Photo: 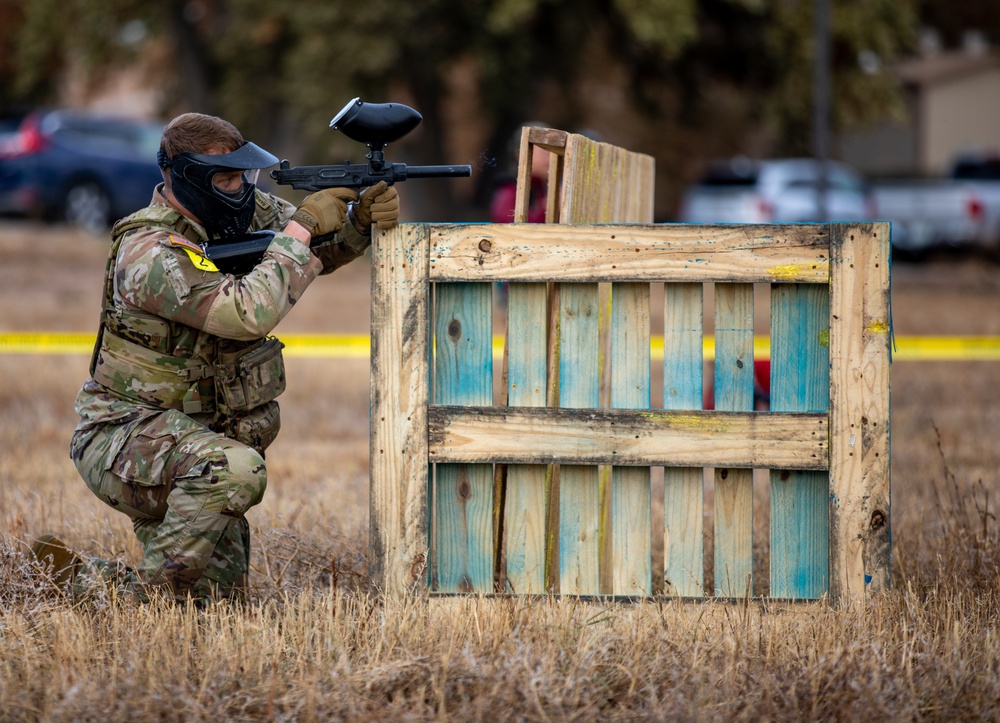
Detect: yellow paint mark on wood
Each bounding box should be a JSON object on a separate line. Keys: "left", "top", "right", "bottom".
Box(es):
{"left": 866, "top": 320, "right": 890, "bottom": 334}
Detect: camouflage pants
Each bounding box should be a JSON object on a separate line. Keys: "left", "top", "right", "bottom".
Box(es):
{"left": 70, "top": 409, "right": 267, "bottom": 602}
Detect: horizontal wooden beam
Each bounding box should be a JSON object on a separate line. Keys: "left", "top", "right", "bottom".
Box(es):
{"left": 428, "top": 406, "right": 828, "bottom": 470}
{"left": 526, "top": 127, "right": 569, "bottom": 153}
{"left": 428, "top": 224, "right": 830, "bottom": 283}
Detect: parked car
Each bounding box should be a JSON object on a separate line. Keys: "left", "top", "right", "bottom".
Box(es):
{"left": 678, "top": 157, "right": 875, "bottom": 225}
{"left": 870, "top": 152, "right": 1000, "bottom": 257}
{"left": 0, "top": 108, "right": 164, "bottom": 233}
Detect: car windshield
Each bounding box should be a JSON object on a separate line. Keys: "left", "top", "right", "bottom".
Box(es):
{"left": 44, "top": 113, "right": 164, "bottom": 160}
{"left": 953, "top": 159, "right": 1000, "bottom": 181}
{"left": 699, "top": 158, "right": 759, "bottom": 186}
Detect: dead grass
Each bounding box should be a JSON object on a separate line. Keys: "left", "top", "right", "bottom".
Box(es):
{"left": 2, "top": 221, "right": 1000, "bottom": 720}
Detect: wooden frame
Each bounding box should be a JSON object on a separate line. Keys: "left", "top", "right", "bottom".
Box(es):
{"left": 369, "top": 220, "right": 891, "bottom": 607}
{"left": 370, "top": 128, "right": 890, "bottom": 607}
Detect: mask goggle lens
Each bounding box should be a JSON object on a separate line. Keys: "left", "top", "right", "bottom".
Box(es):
{"left": 211, "top": 168, "right": 260, "bottom": 193}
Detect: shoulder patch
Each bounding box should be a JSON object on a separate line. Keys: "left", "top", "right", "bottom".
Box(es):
{"left": 168, "top": 234, "right": 205, "bottom": 255}
{"left": 169, "top": 235, "right": 219, "bottom": 273}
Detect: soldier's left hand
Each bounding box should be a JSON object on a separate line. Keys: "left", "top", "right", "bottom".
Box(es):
{"left": 354, "top": 181, "right": 399, "bottom": 232}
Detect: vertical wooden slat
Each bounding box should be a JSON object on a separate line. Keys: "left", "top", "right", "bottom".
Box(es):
{"left": 558, "top": 283, "right": 601, "bottom": 594}
{"left": 611, "top": 282, "right": 652, "bottom": 595}
{"left": 713, "top": 283, "right": 755, "bottom": 597}
{"left": 829, "top": 222, "right": 892, "bottom": 606}
{"left": 504, "top": 282, "right": 548, "bottom": 594}
{"left": 663, "top": 283, "right": 705, "bottom": 597}
{"left": 770, "top": 284, "right": 830, "bottom": 599}
{"left": 433, "top": 282, "right": 493, "bottom": 592}
{"left": 370, "top": 224, "right": 430, "bottom": 596}
{"left": 560, "top": 135, "right": 656, "bottom": 595}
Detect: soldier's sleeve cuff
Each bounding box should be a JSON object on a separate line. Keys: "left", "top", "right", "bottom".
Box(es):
{"left": 341, "top": 219, "right": 372, "bottom": 253}
{"left": 267, "top": 232, "right": 315, "bottom": 266}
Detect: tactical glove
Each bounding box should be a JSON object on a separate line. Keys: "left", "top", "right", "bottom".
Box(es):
{"left": 353, "top": 181, "right": 400, "bottom": 232}
{"left": 292, "top": 187, "right": 358, "bottom": 238}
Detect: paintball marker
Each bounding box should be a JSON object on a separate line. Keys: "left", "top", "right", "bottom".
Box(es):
{"left": 204, "top": 98, "right": 471, "bottom": 274}
{"left": 270, "top": 97, "right": 472, "bottom": 191}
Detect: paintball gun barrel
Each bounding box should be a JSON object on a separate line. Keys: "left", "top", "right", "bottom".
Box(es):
{"left": 270, "top": 98, "right": 472, "bottom": 191}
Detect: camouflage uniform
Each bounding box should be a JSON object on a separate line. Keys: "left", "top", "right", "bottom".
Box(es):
{"left": 70, "top": 185, "right": 368, "bottom": 603}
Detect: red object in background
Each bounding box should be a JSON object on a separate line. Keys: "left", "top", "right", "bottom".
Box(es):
{"left": 967, "top": 193, "right": 985, "bottom": 222}
{"left": 702, "top": 359, "right": 771, "bottom": 411}
{"left": 489, "top": 176, "right": 547, "bottom": 223}
{"left": 0, "top": 112, "right": 48, "bottom": 159}
{"left": 754, "top": 359, "right": 771, "bottom": 397}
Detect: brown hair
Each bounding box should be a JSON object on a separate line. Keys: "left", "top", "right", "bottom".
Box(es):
{"left": 160, "top": 113, "right": 244, "bottom": 159}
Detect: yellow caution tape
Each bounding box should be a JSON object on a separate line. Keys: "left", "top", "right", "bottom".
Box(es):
{"left": 0, "top": 333, "right": 371, "bottom": 358}
{"left": 1, "top": 332, "right": 998, "bottom": 361}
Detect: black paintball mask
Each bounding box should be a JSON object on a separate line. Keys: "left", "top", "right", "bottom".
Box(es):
{"left": 157, "top": 142, "right": 279, "bottom": 241}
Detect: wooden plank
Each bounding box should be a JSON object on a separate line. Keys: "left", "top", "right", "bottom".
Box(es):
{"left": 433, "top": 283, "right": 494, "bottom": 592}
{"left": 559, "top": 134, "right": 656, "bottom": 595}
{"left": 428, "top": 407, "right": 828, "bottom": 469}
{"left": 560, "top": 135, "right": 655, "bottom": 223}
{"left": 769, "top": 284, "right": 830, "bottom": 599}
{"left": 558, "top": 283, "right": 601, "bottom": 594}
{"left": 663, "top": 283, "right": 705, "bottom": 597}
{"left": 829, "top": 222, "right": 892, "bottom": 606}
{"left": 610, "top": 282, "right": 652, "bottom": 595}
{"left": 429, "top": 224, "right": 830, "bottom": 282}
{"left": 504, "top": 283, "right": 548, "bottom": 594}
{"left": 526, "top": 126, "right": 570, "bottom": 153}
{"left": 369, "top": 224, "right": 430, "bottom": 596}
{"left": 713, "top": 284, "right": 755, "bottom": 597}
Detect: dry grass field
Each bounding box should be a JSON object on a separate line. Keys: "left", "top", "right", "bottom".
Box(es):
{"left": 1, "top": 221, "right": 999, "bottom": 721}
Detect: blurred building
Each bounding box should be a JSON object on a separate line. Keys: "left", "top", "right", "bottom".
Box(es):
{"left": 840, "top": 33, "right": 1000, "bottom": 178}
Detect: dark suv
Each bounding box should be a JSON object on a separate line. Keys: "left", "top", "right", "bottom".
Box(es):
{"left": 0, "top": 108, "right": 164, "bottom": 233}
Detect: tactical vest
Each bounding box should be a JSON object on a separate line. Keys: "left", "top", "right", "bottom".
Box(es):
{"left": 89, "top": 195, "right": 287, "bottom": 449}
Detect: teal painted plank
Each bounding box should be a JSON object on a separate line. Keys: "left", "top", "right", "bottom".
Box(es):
{"left": 770, "top": 284, "right": 830, "bottom": 599}
{"left": 434, "top": 282, "right": 493, "bottom": 592}
{"left": 713, "top": 283, "right": 754, "bottom": 597}
{"left": 558, "top": 283, "right": 601, "bottom": 594}
{"left": 610, "top": 282, "right": 652, "bottom": 595}
{"left": 505, "top": 283, "right": 548, "bottom": 594}
{"left": 663, "top": 283, "right": 705, "bottom": 597}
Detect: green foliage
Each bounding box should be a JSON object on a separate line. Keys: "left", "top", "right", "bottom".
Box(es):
{"left": 0, "top": 0, "right": 925, "bottom": 203}
{"left": 765, "top": 0, "right": 919, "bottom": 154}
{"left": 613, "top": 0, "right": 699, "bottom": 57}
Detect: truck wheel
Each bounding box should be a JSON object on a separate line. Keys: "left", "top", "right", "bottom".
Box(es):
{"left": 62, "top": 180, "right": 111, "bottom": 234}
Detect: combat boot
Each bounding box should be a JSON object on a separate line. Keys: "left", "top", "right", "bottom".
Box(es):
{"left": 29, "top": 534, "right": 83, "bottom": 588}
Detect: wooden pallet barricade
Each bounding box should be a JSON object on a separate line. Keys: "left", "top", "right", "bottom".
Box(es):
{"left": 369, "top": 132, "right": 891, "bottom": 607}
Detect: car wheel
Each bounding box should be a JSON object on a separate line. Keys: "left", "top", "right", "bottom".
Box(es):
{"left": 63, "top": 180, "right": 111, "bottom": 234}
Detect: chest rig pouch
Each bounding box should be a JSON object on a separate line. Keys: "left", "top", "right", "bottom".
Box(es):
{"left": 214, "top": 336, "right": 286, "bottom": 416}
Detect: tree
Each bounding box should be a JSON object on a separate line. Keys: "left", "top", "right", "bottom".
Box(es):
{"left": 1, "top": 0, "right": 922, "bottom": 219}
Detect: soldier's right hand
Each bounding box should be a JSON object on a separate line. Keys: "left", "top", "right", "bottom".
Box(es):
{"left": 291, "top": 187, "right": 359, "bottom": 238}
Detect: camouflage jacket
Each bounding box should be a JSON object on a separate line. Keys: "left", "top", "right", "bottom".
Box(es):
{"left": 72, "top": 185, "right": 369, "bottom": 454}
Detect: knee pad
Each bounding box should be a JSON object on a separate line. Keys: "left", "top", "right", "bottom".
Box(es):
{"left": 218, "top": 441, "right": 268, "bottom": 514}
{"left": 175, "top": 441, "right": 267, "bottom": 519}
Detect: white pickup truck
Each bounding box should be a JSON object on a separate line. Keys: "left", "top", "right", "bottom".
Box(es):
{"left": 678, "top": 157, "right": 874, "bottom": 226}
{"left": 870, "top": 154, "right": 1000, "bottom": 257}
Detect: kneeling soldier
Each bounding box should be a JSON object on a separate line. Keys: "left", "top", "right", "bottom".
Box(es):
{"left": 47, "top": 112, "right": 397, "bottom": 605}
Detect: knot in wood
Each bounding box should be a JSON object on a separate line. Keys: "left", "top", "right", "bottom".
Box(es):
{"left": 870, "top": 509, "right": 886, "bottom": 530}
{"left": 409, "top": 552, "right": 427, "bottom": 581}
{"left": 478, "top": 239, "right": 492, "bottom": 253}
{"left": 448, "top": 318, "right": 462, "bottom": 341}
